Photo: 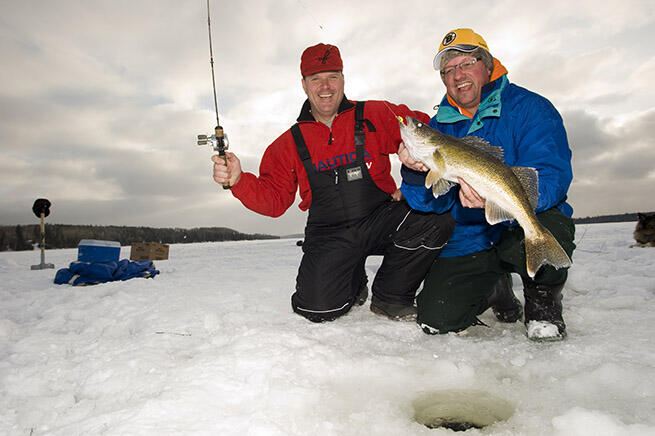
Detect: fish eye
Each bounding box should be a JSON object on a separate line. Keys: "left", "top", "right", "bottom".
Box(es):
{"left": 417, "top": 122, "right": 423, "bottom": 128}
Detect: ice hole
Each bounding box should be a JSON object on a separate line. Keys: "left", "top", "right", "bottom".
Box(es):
{"left": 412, "top": 389, "right": 514, "bottom": 431}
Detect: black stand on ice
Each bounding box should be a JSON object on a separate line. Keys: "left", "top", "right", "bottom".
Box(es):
{"left": 30, "top": 198, "right": 54, "bottom": 270}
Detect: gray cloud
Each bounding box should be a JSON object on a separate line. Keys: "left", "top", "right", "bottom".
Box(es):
{"left": 566, "top": 109, "right": 655, "bottom": 180}
{"left": 565, "top": 108, "right": 655, "bottom": 217}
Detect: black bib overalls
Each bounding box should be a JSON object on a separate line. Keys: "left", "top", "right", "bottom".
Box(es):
{"left": 290, "top": 102, "right": 454, "bottom": 322}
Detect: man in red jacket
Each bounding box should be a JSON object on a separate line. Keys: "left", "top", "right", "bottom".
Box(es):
{"left": 212, "top": 43, "right": 454, "bottom": 322}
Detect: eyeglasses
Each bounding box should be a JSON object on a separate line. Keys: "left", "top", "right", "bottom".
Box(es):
{"left": 440, "top": 57, "right": 482, "bottom": 78}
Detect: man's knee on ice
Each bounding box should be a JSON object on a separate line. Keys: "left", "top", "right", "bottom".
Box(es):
{"left": 291, "top": 294, "right": 353, "bottom": 322}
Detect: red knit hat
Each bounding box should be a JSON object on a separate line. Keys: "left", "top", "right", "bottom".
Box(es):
{"left": 300, "top": 43, "right": 343, "bottom": 77}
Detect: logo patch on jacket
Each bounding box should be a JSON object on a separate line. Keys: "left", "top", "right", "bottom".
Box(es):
{"left": 346, "top": 167, "right": 363, "bottom": 181}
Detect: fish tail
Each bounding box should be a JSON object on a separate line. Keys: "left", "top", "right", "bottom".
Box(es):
{"left": 524, "top": 229, "right": 572, "bottom": 278}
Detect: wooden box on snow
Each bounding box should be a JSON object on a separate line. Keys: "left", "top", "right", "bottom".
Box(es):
{"left": 130, "top": 242, "right": 169, "bottom": 261}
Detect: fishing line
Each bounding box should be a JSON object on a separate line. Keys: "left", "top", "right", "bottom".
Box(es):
{"left": 297, "top": 0, "right": 325, "bottom": 30}
{"left": 206, "top": 0, "right": 221, "bottom": 127}
{"left": 382, "top": 101, "right": 404, "bottom": 124}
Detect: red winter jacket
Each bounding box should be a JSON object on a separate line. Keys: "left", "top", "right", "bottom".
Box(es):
{"left": 230, "top": 97, "right": 429, "bottom": 217}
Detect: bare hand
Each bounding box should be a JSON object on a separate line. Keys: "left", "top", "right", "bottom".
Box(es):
{"left": 398, "top": 142, "right": 428, "bottom": 172}
{"left": 212, "top": 152, "right": 242, "bottom": 187}
{"left": 391, "top": 188, "right": 403, "bottom": 201}
{"left": 458, "top": 178, "right": 485, "bottom": 208}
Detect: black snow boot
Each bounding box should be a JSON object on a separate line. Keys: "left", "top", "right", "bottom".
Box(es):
{"left": 370, "top": 295, "right": 417, "bottom": 321}
{"left": 523, "top": 279, "right": 566, "bottom": 341}
{"left": 487, "top": 273, "right": 523, "bottom": 323}
{"left": 355, "top": 284, "right": 368, "bottom": 306}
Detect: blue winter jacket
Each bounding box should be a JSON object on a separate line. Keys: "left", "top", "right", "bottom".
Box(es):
{"left": 401, "top": 74, "right": 573, "bottom": 257}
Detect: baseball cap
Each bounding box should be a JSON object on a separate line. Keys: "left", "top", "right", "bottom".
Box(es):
{"left": 433, "top": 28, "right": 490, "bottom": 70}
{"left": 300, "top": 43, "right": 343, "bottom": 77}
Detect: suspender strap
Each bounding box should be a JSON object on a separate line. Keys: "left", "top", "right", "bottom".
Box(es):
{"left": 354, "top": 101, "right": 366, "bottom": 148}
{"left": 355, "top": 101, "right": 376, "bottom": 132}
{"left": 354, "top": 101, "right": 377, "bottom": 162}
{"left": 354, "top": 101, "right": 365, "bottom": 161}
{"left": 291, "top": 123, "right": 316, "bottom": 177}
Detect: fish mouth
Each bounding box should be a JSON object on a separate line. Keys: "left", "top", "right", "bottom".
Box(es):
{"left": 399, "top": 116, "right": 429, "bottom": 162}
{"left": 403, "top": 116, "right": 419, "bottom": 131}
{"left": 399, "top": 116, "right": 416, "bottom": 139}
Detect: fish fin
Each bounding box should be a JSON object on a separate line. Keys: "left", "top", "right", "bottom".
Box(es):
{"left": 425, "top": 170, "right": 455, "bottom": 197}
{"left": 484, "top": 201, "right": 514, "bottom": 225}
{"left": 524, "top": 227, "right": 572, "bottom": 278}
{"left": 424, "top": 170, "right": 441, "bottom": 188}
{"left": 432, "top": 179, "right": 456, "bottom": 198}
{"left": 461, "top": 136, "right": 504, "bottom": 161}
{"left": 511, "top": 166, "right": 539, "bottom": 209}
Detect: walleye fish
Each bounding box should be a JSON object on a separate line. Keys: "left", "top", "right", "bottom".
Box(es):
{"left": 399, "top": 116, "right": 571, "bottom": 278}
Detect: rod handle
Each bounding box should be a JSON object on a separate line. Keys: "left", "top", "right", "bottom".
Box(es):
{"left": 215, "top": 126, "right": 230, "bottom": 189}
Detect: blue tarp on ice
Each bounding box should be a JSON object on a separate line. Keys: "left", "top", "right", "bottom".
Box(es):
{"left": 54, "top": 259, "right": 159, "bottom": 286}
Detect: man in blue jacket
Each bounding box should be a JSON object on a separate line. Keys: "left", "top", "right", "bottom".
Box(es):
{"left": 399, "top": 28, "right": 576, "bottom": 341}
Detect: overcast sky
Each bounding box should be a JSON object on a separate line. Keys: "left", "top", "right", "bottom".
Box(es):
{"left": 1, "top": 0, "right": 654, "bottom": 236}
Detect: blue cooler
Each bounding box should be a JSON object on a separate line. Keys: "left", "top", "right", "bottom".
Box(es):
{"left": 77, "top": 239, "right": 121, "bottom": 263}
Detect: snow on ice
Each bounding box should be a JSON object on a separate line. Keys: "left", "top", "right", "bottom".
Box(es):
{"left": 1, "top": 221, "right": 654, "bottom": 435}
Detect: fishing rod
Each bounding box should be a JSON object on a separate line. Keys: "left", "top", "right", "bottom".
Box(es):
{"left": 197, "top": 0, "right": 230, "bottom": 189}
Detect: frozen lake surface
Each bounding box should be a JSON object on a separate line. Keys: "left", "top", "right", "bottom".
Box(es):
{"left": 1, "top": 221, "right": 654, "bottom": 435}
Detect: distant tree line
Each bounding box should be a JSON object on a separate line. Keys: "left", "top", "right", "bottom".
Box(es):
{"left": 0, "top": 224, "right": 279, "bottom": 252}
{"left": 572, "top": 211, "right": 654, "bottom": 224}
{"left": 3, "top": 211, "right": 651, "bottom": 252}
